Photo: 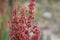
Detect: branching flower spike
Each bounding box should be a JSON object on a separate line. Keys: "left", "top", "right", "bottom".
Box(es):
{"left": 9, "top": 0, "right": 40, "bottom": 40}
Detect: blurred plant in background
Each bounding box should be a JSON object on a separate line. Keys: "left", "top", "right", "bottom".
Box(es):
{"left": 0, "top": 0, "right": 7, "bottom": 40}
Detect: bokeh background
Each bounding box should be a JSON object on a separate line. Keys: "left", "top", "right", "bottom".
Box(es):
{"left": 0, "top": 0, "right": 60, "bottom": 40}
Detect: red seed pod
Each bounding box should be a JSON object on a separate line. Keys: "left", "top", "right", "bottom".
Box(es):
{"left": 20, "top": 7, "right": 26, "bottom": 20}
{"left": 28, "top": 15, "right": 34, "bottom": 19}
{"left": 12, "top": 9, "right": 17, "bottom": 16}
{"left": 28, "top": 4, "right": 35, "bottom": 9}
{"left": 29, "top": 9, "right": 35, "bottom": 14}
{"left": 9, "top": 0, "right": 40, "bottom": 40}
{"left": 31, "top": 1, "right": 36, "bottom": 5}
{"left": 20, "top": 7, "right": 26, "bottom": 14}
{"left": 31, "top": 23, "right": 40, "bottom": 40}
{"left": 28, "top": 0, "right": 36, "bottom": 20}
{"left": 31, "top": 0, "right": 36, "bottom": 1}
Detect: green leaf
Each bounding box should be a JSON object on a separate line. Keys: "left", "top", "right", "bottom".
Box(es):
{"left": 0, "top": 16, "right": 7, "bottom": 23}
{"left": 0, "top": 18, "right": 3, "bottom": 23}
{"left": 2, "top": 31, "right": 9, "bottom": 40}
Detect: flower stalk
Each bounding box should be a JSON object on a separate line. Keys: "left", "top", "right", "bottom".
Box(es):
{"left": 9, "top": 0, "right": 40, "bottom": 40}
{"left": 0, "top": 0, "right": 6, "bottom": 40}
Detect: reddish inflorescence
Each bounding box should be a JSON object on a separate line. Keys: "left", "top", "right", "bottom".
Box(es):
{"left": 9, "top": 0, "right": 40, "bottom": 40}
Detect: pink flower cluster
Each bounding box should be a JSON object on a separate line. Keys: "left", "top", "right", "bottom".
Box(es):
{"left": 9, "top": 0, "right": 40, "bottom": 40}
{"left": 28, "top": 0, "right": 36, "bottom": 19}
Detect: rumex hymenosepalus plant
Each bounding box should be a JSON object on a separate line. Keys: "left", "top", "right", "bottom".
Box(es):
{"left": 8, "top": 0, "right": 40, "bottom": 40}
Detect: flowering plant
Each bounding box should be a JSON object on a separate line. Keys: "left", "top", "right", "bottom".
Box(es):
{"left": 9, "top": 0, "right": 40, "bottom": 40}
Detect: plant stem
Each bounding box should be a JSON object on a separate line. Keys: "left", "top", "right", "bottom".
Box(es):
{"left": 0, "top": 0, "right": 6, "bottom": 40}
